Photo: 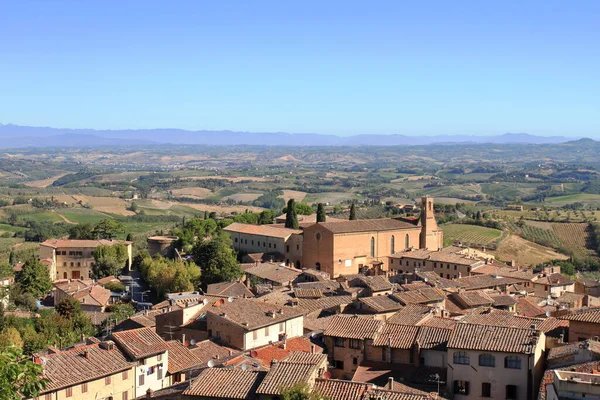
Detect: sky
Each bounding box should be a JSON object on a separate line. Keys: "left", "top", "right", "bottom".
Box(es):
{"left": 0, "top": 1, "right": 598, "bottom": 137}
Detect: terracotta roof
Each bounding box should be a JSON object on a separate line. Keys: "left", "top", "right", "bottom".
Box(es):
{"left": 461, "top": 307, "right": 567, "bottom": 334}
{"left": 393, "top": 287, "right": 445, "bottom": 305}
{"left": 282, "top": 351, "right": 327, "bottom": 365}
{"left": 365, "top": 389, "right": 433, "bottom": 400}
{"left": 296, "top": 280, "right": 342, "bottom": 292}
{"left": 293, "top": 287, "right": 323, "bottom": 299}
{"left": 165, "top": 340, "right": 202, "bottom": 374}
{"left": 416, "top": 326, "right": 453, "bottom": 350}
{"left": 315, "top": 218, "right": 418, "bottom": 234}
{"left": 427, "top": 252, "right": 483, "bottom": 266}
{"left": 41, "top": 239, "right": 131, "bottom": 248}
{"left": 127, "top": 309, "right": 162, "bottom": 328}
{"left": 72, "top": 285, "right": 111, "bottom": 307}
{"left": 323, "top": 315, "right": 384, "bottom": 339}
{"left": 456, "top": 274, "right": 527, "bottom": 290}
{"left": 97, "top": 275, "right": 119, "bottom": 285}
{"left": 296, "top": 295, "right": 354, "bottom": 315}
{"left": 415, "top": 271, "right": 464, "bottom": 289}
{"left": 515, "top": 297, "right": 547, "bottom": 317}
{"left": 398, "top": 281, "right": 431, "bottom": 291}
{"left": 562, "top": 308, "right": 600, "bottom": 324}
{"left": 250, "top": 337, "right": 323, "bottom": 366}
{"left": 387, "top": 304, "right": 433, "bottom": 325}
{"left": 183, "top": 368, "right": 266, "bottom": 399}
{"left": 206, "top": 299, "right": 303, "bottom": 331}
{"left": 349, "top": 275, "right": 393, "bottom": 292}
{"left": 546, "top": 340, "right": 600, "bottom": 366}
{"left": 535, "top": 273, "right": 574, "bottom": 286}
{"left": 206, "top": 281, "right": 255, "bottom": 298}
{"left": 577, "top": 278, "right": 600, "bottom": 288}
{"left": 557, "top": 292, "right": 585, "bottom": 305}
{"left": 256, "top": 362, "right": 317, "bottom": 395}
{"left": 189, "top": 339, "right": 238, "bottom": 367}
{"left": 452, "top": 290, "right": 495, "bottom": 308}
{"left": 470, "top": 264, "right": 536, "bottom": 281}
{"left": 224, "top": 222, "right": 302, "bottom": 237}
{"left": 359, "top": 295, "right": 404, "bottom": 313}
{"left": 245, "top": 262, "right": 302, "bottom": 284}
{"left": 39, "top": 341, "right": 135, "bottom": 393}
{"left": 391, "top": 249, "right": 435, "bottom": 259}
{"left": 111, "top": 327, "right": 168, "bottom": 360}
{"left": 489, "top": 294, "right": 518, "bottom": 307}
{"left": 313, "top": 379, "right": 370, "bottom": 400}
{"left": 372, "top": 324, "right": 419, "bottom": 349}
{"left": 448, "top": 323, "right": 539, "bottom": 354}
{"left": 419, "top": 317, "right": 457, "bottom": 330}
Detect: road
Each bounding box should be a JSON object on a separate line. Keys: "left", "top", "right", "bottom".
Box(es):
{"left": 119, "top": 269, "right": 155, "bottom": 310}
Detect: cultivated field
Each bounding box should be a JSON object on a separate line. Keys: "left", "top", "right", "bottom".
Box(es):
{"left": 221, "top": 193, "right": 263, "bottom": 202}
{"left": 72, "top": 195, "right": 135, "bottom": 216}
{"left": 279, "top": 190, "right": 308, "bottom": 203}
{"left": 171, "top": 187, "right": 213, "bottom": 199}
{"left": 442, "top": 224, "right": 503, "bottom": 248}
{"left": 24, "top": 173, "right": 69, "bottom": 188}
{"left": 493, "top": 234, "right": 568, "bottom": 266}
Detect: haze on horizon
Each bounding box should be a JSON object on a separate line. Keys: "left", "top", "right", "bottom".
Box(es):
{"left": 0, "top": 1, "right": 598, "bottom": 138}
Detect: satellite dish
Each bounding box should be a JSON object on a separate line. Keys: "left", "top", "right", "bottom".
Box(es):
{"left": 203, "top": 299, "right": 209, "bottom": 305}
{"left": 190, "top": 339, "right": 197, "bottom": 346}
{"left": 228, "top": 297, "right": 234, "bottom": 303}
{"left": 310, "top": 332, "right": 318, "bottom": 338}
{"left": 207, "top": 359, "right": 216, "bottom": 368}
{"left": 250, "top": 350, "right": 258, "bottom": 358}
{"left": 546, "top": 311, "right": 551, "bottom": 317}
{"left": 241, "top": 363, "right": 248, "bottom": 371}
{"left": 323, "top": 371, "right": 331, "bottom": 380}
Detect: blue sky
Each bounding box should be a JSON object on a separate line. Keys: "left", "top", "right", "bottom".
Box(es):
{"left": 0, "top": 1, "right": 598, "bottom": 136}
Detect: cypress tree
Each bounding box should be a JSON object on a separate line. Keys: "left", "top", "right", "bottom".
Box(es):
{"left": 349, "top": 203, "right": 357, "bottom": 220}
{"left": 8, "top": 250, "right": 15, "bottom": 266}
{"left": 285, "top": 199, "right": 299, "bottom": 229}
{"left": 316, "top": 203, "right": 326, "bottom": 223}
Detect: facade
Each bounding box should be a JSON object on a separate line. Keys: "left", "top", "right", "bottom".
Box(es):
{"left": 533, "top": 273, "right": 575, "bottom": 298}
{"left": 563, "top": 309, "right": 600, "bottom": 341}
{"left": 53, "top": 279, "right": 111, "bottom": 312}
{"left": 206, "top": 299, "right": 304, "bottom": 350}
{"left": 446, "top": 324, "right": 546, "bottom": 400}
{"left": 40, "top": 239, "right": 132, "bottom": 281}
{"left": 224, "top": 223, "right": 303, "bottom": 267}
{"left": 389, "top": 248, "right": 484, "bottom": 279}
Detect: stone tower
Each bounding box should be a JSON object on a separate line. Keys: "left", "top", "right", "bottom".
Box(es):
{"left": 419, "top": 196, "right": 444, "bottom": 250}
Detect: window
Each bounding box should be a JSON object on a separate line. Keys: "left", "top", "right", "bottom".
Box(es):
{"left": 122, "top": 392, "right": 128, "bottom": 400}
{"left": 63, "top": 262, "right": 67, "bottom": 266}
{"left": 66, "top": 387, "right": 73, "bottom": 397}
{"left": 138, "top": 374, "right": 144, "bottom": 386}
{"left": 349, "top": 339, "right": 360, "bottom": 349}
{"left": 286, "top": 245, "right": 289, "bottom": 252}
{"left": 279, "top": 322, "right": 285, "bottom": 332}
{"left": 390, "top": 235, "right": 395, "bottom": 254}
{"left": 370, "top": 237, "right": 375, "bottom": 257}
{"left": 504, "top": 356, "right": 521, "bottom": 369}
{"left": 265, "top": 326, "right": 269, "bottom": 336}
{"left": 453, "top": 351, "right": 470, "bottom": 365}
{"left": 506, "top": 385, "right": 518, "bottom": 400}
{"left": 334, "top": 360, "right": 344, "bottom": 369}
{"left": 353, "top": 357, "right": 358, "bottom": 365}
{"left": 251, "top": 240, "right": 254, "bottom": 245}
{"left": 434, "top": 262, "right": 437, "bottom": 268}
{"left": 334, "top": 337, "right": 345, "bottom": 347}
{"left": 482, "top": 383, "right": 492, "bottom": 397}
{"left": 447, "top": 264, "right": 450, "bottom": 269}
{"left": 81, "top": 383, "right": 88, "bottom": 393}
{"left": 479, "top": 354, "right": 495, "bottom": 367}
{"left": 382, "top": 348, "right": 387, "bottom": 361}
{"left": 454, "top": 265, "right": 457, "bottom": 270}
{"left": 157, "top": 365, "right": 163, "bottom": 380}
{"left": 235, "top": 238, "right": 238, "bottom": 243}
{"left": 269, "top": 243, "right": 272, "bottom": 248}
{"left": 157, "top": 354, "right": 162, "bottom": 362}
{"left": 122, "top": 370, "right": 128, "bottom": 380}
{"left": 453, "top": 380, "right": 469, "bottom": 395}
{"left": 173, "top": 373, "right": 182, "bottom": 383}
{"left": 274, "top": 244, "right": 276, "bottom": 249}
{"left": 105, "top": 376, "right": 111, "bottom": 385}
{"left": 405, "top": 234, "right": 410, "bottom": 248}
{"left": 296, "top": 244, "right": 299, "bottom": 250}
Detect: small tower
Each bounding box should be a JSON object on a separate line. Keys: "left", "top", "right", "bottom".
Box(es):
{"left": 420, "top": 196, "right": 443, "bottom": 250}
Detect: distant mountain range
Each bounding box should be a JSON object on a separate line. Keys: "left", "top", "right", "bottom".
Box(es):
{"left": 0, "top": 123, "right": 584, "bottom": 148}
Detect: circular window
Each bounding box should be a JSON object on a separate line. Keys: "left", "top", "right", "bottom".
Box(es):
{"left": 316, "top": 233, "right": 321, "bottom": 241}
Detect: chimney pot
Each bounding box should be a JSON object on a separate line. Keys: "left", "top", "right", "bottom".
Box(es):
{"left": 388, "top": 377, "right": 394, "bottom": 391}
{"left": 146, "top": 388, "right": 154, "bottom": 399}
{"left": 311, "top": 344, "right": 315, "bottom": 354}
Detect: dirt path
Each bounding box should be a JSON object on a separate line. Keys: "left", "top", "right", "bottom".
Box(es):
{"left": 55, "top": 212, "right": 77, "bottom": 224}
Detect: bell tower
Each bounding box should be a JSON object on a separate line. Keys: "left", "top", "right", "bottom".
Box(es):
{"left": 420, "top": 196, "right": 443, "bottom": 250}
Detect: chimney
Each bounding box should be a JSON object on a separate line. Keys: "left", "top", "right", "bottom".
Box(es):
{"left": 270, "top": 359, "right": 278, "bottom": 367}
{"left": 81, "top": 333, "right": 86, "bottom": 342}
{"left": 32, "top": 354, "right": 41, "bottom": 365}
{"left": 181, "top": 334, "right": 186, "bottom": 346}
{"left": 84, "top": 350, "right": 90, "bottom": 360}
{"left": 387, "top": 377, "right": 394, "bottom": 391}
{"left": 146, "top": 389, "right": 154, "bottom": 399}
{"left": 311, "top": 344, "right": 316, "bottom": 354}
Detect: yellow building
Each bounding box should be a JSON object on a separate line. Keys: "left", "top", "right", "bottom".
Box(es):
{"left": 40, "top": 239, "right": 132, "bottom": 281}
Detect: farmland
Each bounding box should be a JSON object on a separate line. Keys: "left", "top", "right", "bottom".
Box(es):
{"left": 442, "top": 224, "right": 503, "bottom": 248}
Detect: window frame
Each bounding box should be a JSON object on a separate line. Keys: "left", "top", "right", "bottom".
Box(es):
{"left": 349, "top": 339, "right": 360, "bottom": 349}
{"left": 334, "top": 337, "right": 345, "bottom": 348}
{"left": 504, "top": 356, "right": 522, "bottom": 369}
{"left": 479, "top": 353, "right": 496, "bottom": 367}
{"left": 453, "top": 351, "right": 470, "bottom": 365}
{"left": 453, "top": 380, "right": 470, "bottom": 395}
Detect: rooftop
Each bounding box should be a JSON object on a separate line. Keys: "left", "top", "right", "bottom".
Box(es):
{"left": 244, "top": 262, "right": 302, "bottom": 284}
{"left": 312, "top": 218, "right": 418, "bottom": 234}
{"left": 111, "top": 327, "right": 169, "bottom": 360}
{"left": 41, "top": 239, "right": 131, "bottom": 248}
{"left": 323, "top": 315, "right": 384, "bottom": 340}
{"left": 535, "top": 273, "right": 574, "bottom": 286}
{"left": 224, "top": 222, "right": 302, "bottom": 238}
{"left": 256, "top": 361, "right": 317, "bottom": 395}
{"left": 206, "top": 298, "right": 304, "bottom": 331}
{"left": 206, "top": 281, "right": 255, "bottom": 298}
{"left": 561, "top": 308, "right": 600, "bottom": 324}
{"left": 183, "top": 368, "right": 266, "bottom": 399}
{"left": 165, "top": 340, "right": 202, "bottom": 374}
{"left": 448, "top": 323, "right": 539, "bottom": 354}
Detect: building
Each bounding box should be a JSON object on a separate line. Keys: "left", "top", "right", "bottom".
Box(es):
{"left": 205, "top": 298, "right": 304, "bottom": 350}
{"left": 562, "top": 308, "right": 600, "bottom": 341}
{"left": 33, "top": 339, "right": 136, "bottom": 400}
{"left": 224, "top": 223, "right": 303, "bottom": 267}
{"left": 389, "top": 248, "right": 484, "bottom": 279}
{"left": 532, "top": 273, "right": 575, "bottom": 298}
{"left": 147, "top": 235, "right": 179, "bottom": 258}
{"left": 111, "top": 327, "right": 170, "bottom": 397}
{"left": 40, "top": 239, "right": 133, "bottom": 281}
{"left": 545, "top": 369, "right": 600, "bottom": 399}
{"left": 446, "top": 323, "right": 545, "bottom": 400}
{"left": 53, "top": 279, "right": 111, "bottom": 312}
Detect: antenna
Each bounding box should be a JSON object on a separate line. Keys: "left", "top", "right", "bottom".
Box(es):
{"left": 207, "top": 359, "right": 216, "bottom": 368}
{"left": 164, "top": 325, "right": 178, "bottom": 341}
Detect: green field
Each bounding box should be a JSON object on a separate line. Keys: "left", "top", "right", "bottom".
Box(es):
{"left": 442, "top": 224, "right": 503, "bottom": 248}
{"left": 544, "top": 193, "right": 600, "bottom": 207}
{"left": 59, "top": 210, "right": 111, "bottom": 224}
{"left": 21, "top": 212, "right": 64, "bottom": 223}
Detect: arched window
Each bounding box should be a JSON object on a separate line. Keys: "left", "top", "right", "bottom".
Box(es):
{"left": 405, "top": 234, "right": 410, "bottom": 249}
{"left": 370, "top": 237, "right": 375, "bottom": 257}
{"left": 504, "top": 356, "right": 521, "bottom": 369}
{"left": 390, "top": 235, "right": 395, "bottom": 255}
{"left": 479, "top": 353, "right": 495, "bottom": 367}
{"left": 453, "top": 351, "right": 469, "bottom": 365}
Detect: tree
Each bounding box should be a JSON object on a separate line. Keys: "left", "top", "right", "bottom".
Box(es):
{"left": 55, "top": 298, "right": 81, "bottom": 320}
{"left": 92, "top": 244, "right": 129, "bottom": 278}
{"left": 125, "top": 233, "right": 133, "bottom": 242}
{"left": 349, "top": 203, "right": 357, "bottom": 220}
{"left": 193, "top": 233, "right": 242, "bottom": 289}
{"left": 138, "top": 256, "right": 201, "bottom": 299}
{"left": 285, "top": 199, "right": 299, "bottom": 229}
{"left": 8, "top": 251, "right": 15, "bottom": 267}
{"left": 68, "top": 223, "right": 95, "bottom": 240}
{"left": 280, "top": 383, "right": 328, "bottom": 400}
{"left": 16, "top": 258, "right": 51, "bottom": 298}
{"left": 0, "top": 263, "right": 12, "bottom": 279}
{"left": 92, "top": 219, "right": 124, "bottom": 240}
{"left": 0, "top": 328, "right": 24, "bottom": 350}
{"left": 316, "top": 203, "right": 326, "bottom": 223}
{"left": 0, "top": 347, "right": 47, "bottom": 399}
{"left": 128, "top": 201, "right": 138, "bottom": 212}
